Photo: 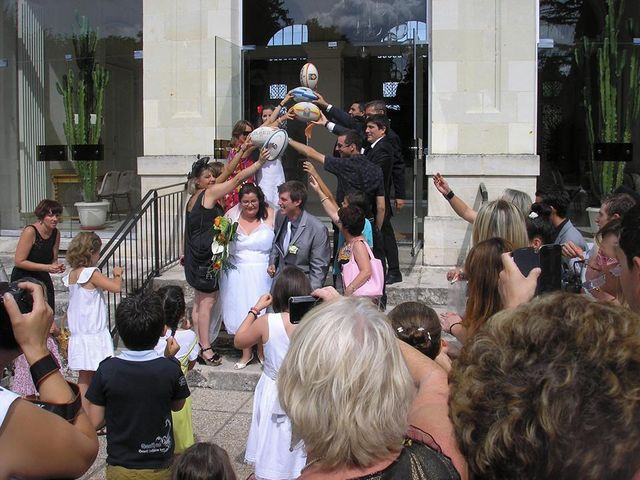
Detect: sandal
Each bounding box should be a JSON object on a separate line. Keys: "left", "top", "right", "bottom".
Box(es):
{"left": 197, "top": 346, "right": 222, "bottom": 366}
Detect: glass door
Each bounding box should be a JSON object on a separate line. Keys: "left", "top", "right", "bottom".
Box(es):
{"left": 410, "top": 35, "right": 427, "bottom": 256}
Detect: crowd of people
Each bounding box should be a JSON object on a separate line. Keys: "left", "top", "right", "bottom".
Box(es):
{"left": 1, "top": 90, "right": 640, "bottom": 480}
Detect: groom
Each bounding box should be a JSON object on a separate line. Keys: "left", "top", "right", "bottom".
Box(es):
{"left": 268, "top": 181, "right": 331, "bottom": 290}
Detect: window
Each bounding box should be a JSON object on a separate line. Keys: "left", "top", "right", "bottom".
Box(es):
{"left": 269, "top": 84, "right": 288, "bottom": 99}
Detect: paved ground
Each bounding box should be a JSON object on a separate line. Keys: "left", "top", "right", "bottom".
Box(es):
{"left": 80, "top": 383, "right": 256, "bottom": 479}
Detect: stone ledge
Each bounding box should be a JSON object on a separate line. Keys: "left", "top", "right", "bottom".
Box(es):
{"left": 425, "top": 154, "right": 539, "bottom": 176}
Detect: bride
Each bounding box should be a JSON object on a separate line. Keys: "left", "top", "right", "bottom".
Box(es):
{"left": 220, "top": 183, "right": 275, "bottom": 368}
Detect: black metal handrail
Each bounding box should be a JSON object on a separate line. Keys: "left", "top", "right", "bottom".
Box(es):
{"left": 98, "top": 182, "right": 187, "bottom": 334}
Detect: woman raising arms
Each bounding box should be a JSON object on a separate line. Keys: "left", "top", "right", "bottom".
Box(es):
{"left": 184, "top": 149, "right": 268, "bottom": 365}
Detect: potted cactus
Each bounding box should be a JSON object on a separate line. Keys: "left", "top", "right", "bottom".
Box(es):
{"left": 575, "top": 0, "right": 640, "bottom": 207}
{"left": 56, "top": 15, "right": 110, "bottom": 229}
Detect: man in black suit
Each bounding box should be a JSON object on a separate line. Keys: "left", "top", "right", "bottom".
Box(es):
{"left": 364, "top": 100, "right": 406, "bottom": 213}
{"left": 313, "top": 93, "right": 366, "bottom": 138}
{"left": 365, "top": 115, "right": 403, "bottom": 284}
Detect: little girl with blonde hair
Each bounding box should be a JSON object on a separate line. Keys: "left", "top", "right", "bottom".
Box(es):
{"left": 63, "top": 231, "right": 123, "bottom": 412}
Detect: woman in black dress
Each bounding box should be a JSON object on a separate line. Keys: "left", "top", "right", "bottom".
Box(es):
{"left": 11, "top": 199, "right": 66, "bottom": 310}
{"left": 10, "top": 199, "right": 66, "bottom": 396}
{"left": 184, "top": 147, "right": 267, "bottom": 365}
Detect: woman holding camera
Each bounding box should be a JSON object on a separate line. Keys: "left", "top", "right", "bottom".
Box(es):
{"left": 234, "top": 266, "right": 311, "bottom": 480}
{"left": 0, "top": 280, "right": 98, "bottom": 478}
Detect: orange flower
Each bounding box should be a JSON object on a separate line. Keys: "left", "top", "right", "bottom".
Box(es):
{"left": 218, "top": 234, "right": 226, "bottom": 243}
{"left": 213, "top": 261, "right": 222, "bottom": 270}
{"left": 214, "top": 217, "right": 222, "bottom": 227}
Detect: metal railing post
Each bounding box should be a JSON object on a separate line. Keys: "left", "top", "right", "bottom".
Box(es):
{"left": 153, "top": 189, "right": 160, "bottom": 277}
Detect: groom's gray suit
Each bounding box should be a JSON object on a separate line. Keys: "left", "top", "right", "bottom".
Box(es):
{"left": 269, "top": 209, "right": 330, "bottom": 290}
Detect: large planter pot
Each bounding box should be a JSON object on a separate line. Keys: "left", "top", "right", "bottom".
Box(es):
{"left": 75, "top": 200, "right": 110, "bottom": 230}
{"left": 586, "top": 206, "right": 600, "bottom": 233}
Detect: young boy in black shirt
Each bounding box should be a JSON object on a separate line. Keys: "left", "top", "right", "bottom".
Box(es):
{"left": 86, "top": 293, "right": 190, "bottom": 480}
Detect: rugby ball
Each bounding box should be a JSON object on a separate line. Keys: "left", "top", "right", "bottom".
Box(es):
{"left": 291, "top": 86, "right": 319, "bottom": 102}
{"left": 299, "top": 63, "right": 319, "bottom": 89}
{"left": 249, "top": 126, "right": 275, "bottom": 147}
{"left": 292, "top": 102, "right": 321, "bottom": 122}
{"left": 264, "top": 129, "right": 289, "bottom": 161}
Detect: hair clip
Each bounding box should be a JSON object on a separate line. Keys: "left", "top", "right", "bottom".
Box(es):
{"left": 396, "top": 327, "right": 404, "bottom": 333}
{"left": 426, "top": 331, "right": 432, "bottom": 342}
{"left": 417, "top": 327, "right": 425, "bottom": 331}
{"left": 528, "top": 211, "right": 539, "bottom": 219}
{"left": 187, "top": 155, "right": 210, "bottom": 179}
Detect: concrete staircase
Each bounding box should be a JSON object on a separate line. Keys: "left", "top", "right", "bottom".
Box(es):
{"left": 1, "top": 234, "right": 458, "bottom": 392}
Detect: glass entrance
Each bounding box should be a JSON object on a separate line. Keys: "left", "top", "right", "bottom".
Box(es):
{"left": 242, "top": 0, "right": 428, "bottom": 252}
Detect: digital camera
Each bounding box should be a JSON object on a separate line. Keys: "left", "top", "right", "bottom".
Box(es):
{"left": 0, "top": 279, "right": 36, "bottom": 350}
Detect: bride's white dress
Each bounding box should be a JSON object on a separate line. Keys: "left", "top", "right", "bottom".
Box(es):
{"left": 220, "top": 218, "right": 274, "bottom": 334}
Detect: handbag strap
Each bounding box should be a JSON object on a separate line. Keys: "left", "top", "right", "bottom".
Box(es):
{"left": 353, "top": 238, "right": 374, "bottom": 260}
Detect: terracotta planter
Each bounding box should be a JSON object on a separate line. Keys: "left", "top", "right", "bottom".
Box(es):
{"left": 75, "top": 200, "right": 110, "bottom": 230}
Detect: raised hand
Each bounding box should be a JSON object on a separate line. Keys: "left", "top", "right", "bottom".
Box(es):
{"left": 311, "top": 111, "right": 328, "bottom": 127}
{"left": 4, "top": 281, "right": 53, "bottom": 361}
{"left": 433, "top": 173, "right": 451, "bottom": 196}
{"left": 313, "top": 91, "right": 329, "bottom": 109}
{"left": 498, "top": 252, "right": 540, "bottom": 308}
{"left": 302, "top": 160, "right": 319, "bottom": 178}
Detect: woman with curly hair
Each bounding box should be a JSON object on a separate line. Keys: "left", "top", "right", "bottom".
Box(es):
{"left": 449, "top": 293, "right": 640, "bottom": 480}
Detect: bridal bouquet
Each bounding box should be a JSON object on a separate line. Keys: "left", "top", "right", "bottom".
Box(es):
{"left": 210, "top": 215, "right": 238, "bottom": 279}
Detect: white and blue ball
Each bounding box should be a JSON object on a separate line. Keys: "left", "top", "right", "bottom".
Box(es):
{"left": 264, "top": 129, "right": 289, "bottom": 161}
{"left": 249, "top": 126, "right": 275, "bottom": 147}
{"left": 291, "top": 86, "right": 318, "bottom": 102}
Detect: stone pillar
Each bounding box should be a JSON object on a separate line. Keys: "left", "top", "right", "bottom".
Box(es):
{"left": 424, "top": 0, "right": 539, "bottom": 265}
{"left": 139, "top": 0, "right": 241, "bottom": 195}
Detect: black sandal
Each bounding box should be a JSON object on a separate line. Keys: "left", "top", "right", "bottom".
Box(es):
{"left": 197, "top": 346, "right": 222, "bottom": 366}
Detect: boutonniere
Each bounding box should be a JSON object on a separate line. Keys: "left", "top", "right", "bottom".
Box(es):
{"left": 288, "top": 245, "right": 299, "bottom": 255}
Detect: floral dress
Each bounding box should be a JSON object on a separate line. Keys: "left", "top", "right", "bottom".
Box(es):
{"left": 223, "top": 147, "right": 255, "bottom": 211}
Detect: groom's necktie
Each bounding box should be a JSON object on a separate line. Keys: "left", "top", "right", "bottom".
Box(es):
{"left": 282, "top": 220, "right": 292, "bottom": 254}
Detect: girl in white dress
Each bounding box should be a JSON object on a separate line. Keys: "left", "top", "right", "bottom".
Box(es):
{"left": 234, "top": 266, "right": 311, "bottom": 480}
{"left": 62, "top": 232, "right": 123, "bottom": 412}
{"left": 257, "top": 102, "right": 287, "bottom": 206}
{"left": 220, "top": 183, "right": 275, "bottom": 369}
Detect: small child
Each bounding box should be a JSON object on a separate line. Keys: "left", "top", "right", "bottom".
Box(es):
{"left": 388, "top": 302, "right": 451, "bottom": 372}
{"left": 172, "top": 442, "right": 237, "bottom": 480}
{"left": 86, "top": 293, "right": 191, "bottom": 479}
{"left": 63, "top": 232, "right": 122, "bottom": 412}
{"left": 154, "top": 286, "right": 200, "bottom": 454}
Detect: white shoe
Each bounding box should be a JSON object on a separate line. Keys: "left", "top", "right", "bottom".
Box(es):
{"left": 234, "top": 353, "right": 254, "bottom": 370}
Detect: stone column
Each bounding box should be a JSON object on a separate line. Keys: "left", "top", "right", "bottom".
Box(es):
{"left": 138, "top": 0, "right": 241, "bottom": 196}
{"left": 424, "top": 0, "right": 539, "bottom": 265}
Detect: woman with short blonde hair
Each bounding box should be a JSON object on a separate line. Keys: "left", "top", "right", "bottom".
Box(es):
{"left": 278, "top": 296, "right": 464, "bottom": 479}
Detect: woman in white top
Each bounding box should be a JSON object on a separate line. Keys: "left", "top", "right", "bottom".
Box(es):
{"left": 63, "top": 232, "right": 122, "bottom": 413}
{"left": 257, "top": 97, "right": 292, "bottom": 206}
{"left": 234, "top": 266, "right": 311, "bottom": 480}
{"left": 220, "top": 183, "right": 275, "bottom": 369}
